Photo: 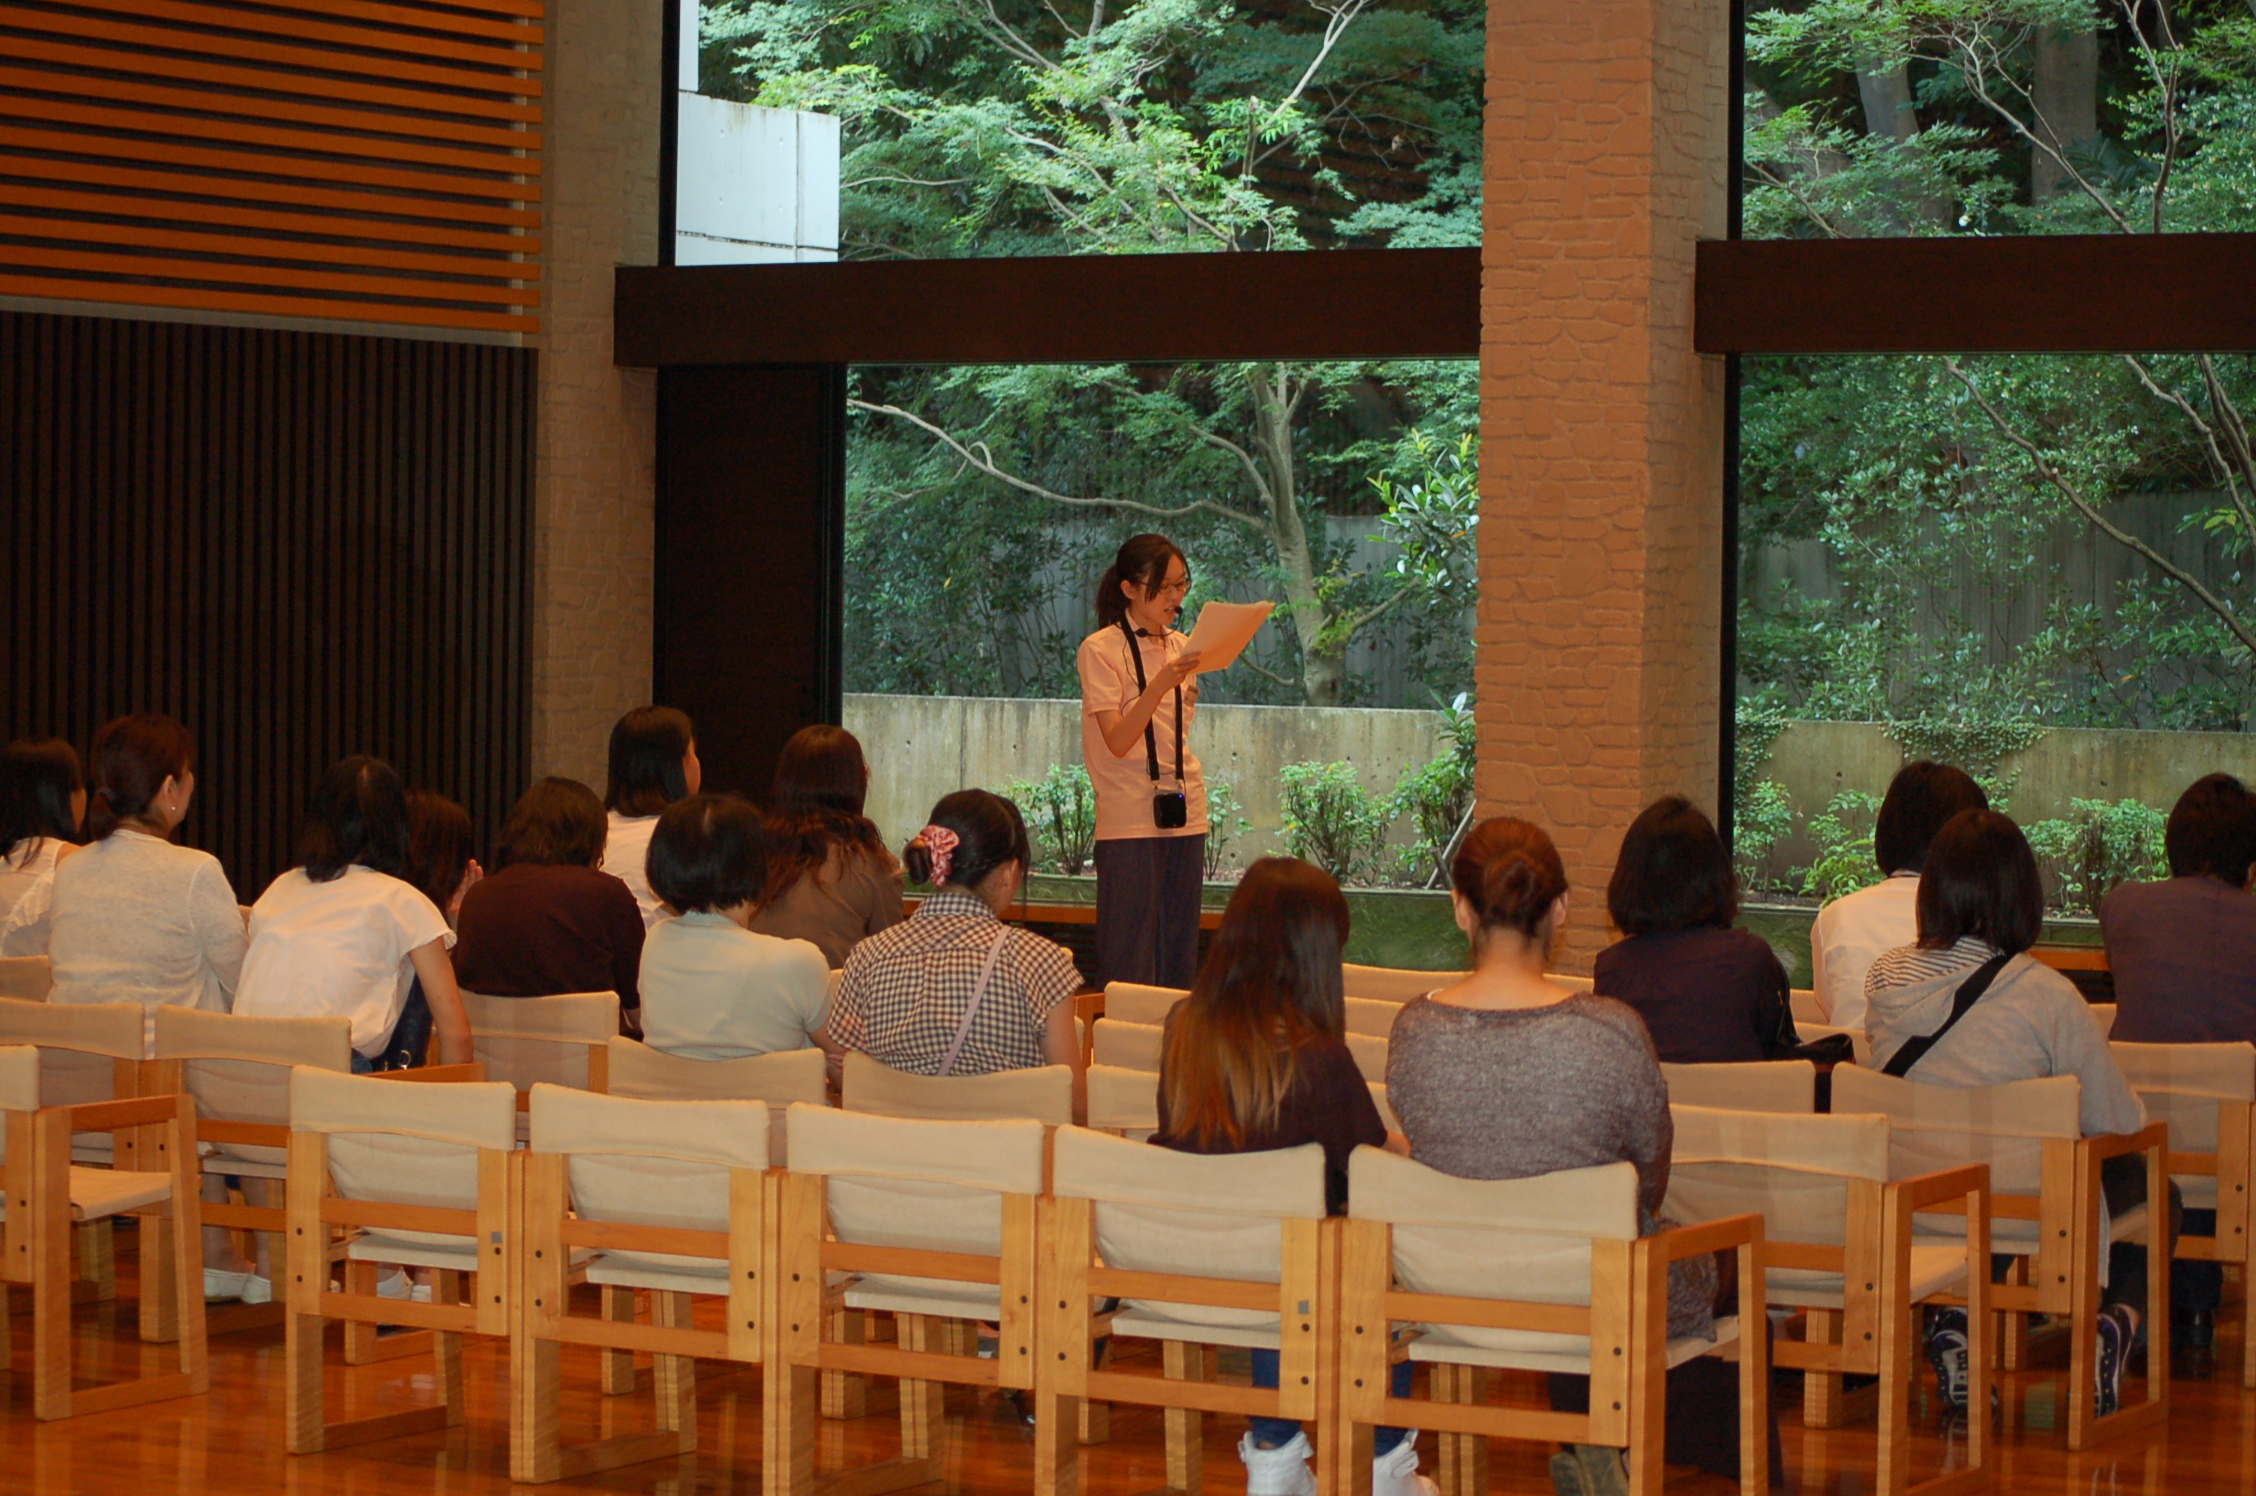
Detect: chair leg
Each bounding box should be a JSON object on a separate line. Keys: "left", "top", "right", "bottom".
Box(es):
{"left": 32, "top": 1187, "right": 72, "bottom": 1420}
{"left": 1432, "top": 1364, "right": 1489, "bottom": 1496}
{"left": 1999, "top": 1257, "right": 2029, "bottom": 1372}
{"left": 654, "top": 1291, "right": 699, "bottom": 1453}
{"left": 1162, "top": 1339, "right": 1207, "bottom": 1494}
{"left": 514, "top": 1324, "right": 564, "bottom": 1482}
{"left": 342, "top": 1259, "right": 379, "bottom": 1364}
{"left": 897, "top": 1314, "right": 949, "bottom": 1460}
{"left": 1033, "top": 1380, "right": 1082, "bottom": 1496}
{"left": 139, "top": 1209, "right": 182, "bottom": 1345}
{"left": 434, "top": 1270, "right": 467, "bottom": 1427}
{"left": 76, "top": 1220, "right": 115, "bottom": 1302}
{"left": 822, "top": 1307, "right": 868, "bottom": 1418}
{"left": 761, "top": 1362, "right": 820, "bottom": 1496}
{"left": 2244, "top": 1255, "right": 2256, "bottom": 1391}
{"left": 601, "top": 1285, "right": 637, "bottom": 1395}
{"left": 285, "top": 1304, "right": 329, "bottom": 1453}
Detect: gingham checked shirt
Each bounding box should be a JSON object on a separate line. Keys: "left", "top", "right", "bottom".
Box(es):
{"left": 828, "top": 889, "right": 1082, "bottom": 1075}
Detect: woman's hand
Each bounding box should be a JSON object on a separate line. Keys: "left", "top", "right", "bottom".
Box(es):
{"left": 1156, "top": 649, "right": 1202, "bottom": 689}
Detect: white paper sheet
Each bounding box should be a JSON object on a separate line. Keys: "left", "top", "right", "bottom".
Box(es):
{"left": 1182, "top": 599, "right": 1275, "bottom": 672}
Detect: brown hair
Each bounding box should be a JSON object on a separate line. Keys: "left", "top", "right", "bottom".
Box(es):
{"left": 902, "top": 789, "right": 1030, "bottom": 891}
{"left": 1452, "top": 816, "right": 1568, "bottom": 941}
{"left": 497, "top": 777, "right": 608, "bottom": 870}
{"left": 1606, "top": 796, "right": 1736, "bottom": 936}
{"left": 1094, "top": 533, "right": 1187, "bottom": 629}
{"left": 403, "top": 791, "right": 476, "bottom": 909}
{"left": 84, "top": 713, "right": 194, "bottom": 842}
{"left": 605, "top": 706, "right": 695, "bottom": 817}
{"left": 1160, "top": 858, "right": 1349, "bottom": 1150}
{"left": 763, "top": 725, "right": 892, "bottom": 903}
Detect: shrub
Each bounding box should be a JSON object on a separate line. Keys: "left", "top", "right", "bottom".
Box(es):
{"left": 1005, "top": 763, "right": 1096, "bottom": 876}
{"left": 1203, "top": 778, "right": 1251, "bottom": 879}
{"left": 1388, "top": 694, "right": 1477, "bottom": 888}
{"left": 1797, "top": 791, "right": 1883, "bottom": 902}
{"left": 1279, "top": 760, "right": 1390, "bottom": 886}
{"left": 2025, "top": 798, "right": 2168, "bottom": 914}
{"left": 1733, "top": 779, "right": 1796, "bottom": 896}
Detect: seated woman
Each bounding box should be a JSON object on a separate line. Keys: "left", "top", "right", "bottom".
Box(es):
{"left": 600, "top": 705, "right": 701, "bottom": 929}
{"left": 750, "top": 725, "right": 905, "bottom": 967}
{"left": 826, "top": 790, "right": 1083, "bottom": 1107}
{"left": 454, "top": 777, "right": 645, "bottom": 1026}
{"left": 1152, "top": 857, "right": 1431, "bottom": 1496}
{"left": 0, "top": 737, "right": 87, "bottom": 954}
{"left": 1593, "top": 796, "right": 1792, "bottom": 1064}
{"left": 235, "top": 756, "right": 472, "bottom": 1070}
{"left": 637, "top": 793, "right": 833, "bottom": 1060}
{"left": 1865, "top": 808, "right": 2154, "bottom": 1418}
{"left": 1387, "top": 817, "right": 1757, "bottom": 1496}
{"left": 374, "top": 789, "right": 484, "bottom": 1070}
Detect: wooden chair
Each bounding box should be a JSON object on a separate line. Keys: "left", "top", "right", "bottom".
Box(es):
{"left": 1101, "top": 981, "right": 1187, "bottom": 1027}
{"left": 1086, "top": 1064, "right": 1159, "bottom": 1141}
{"left": 0, "top": 1040, "right": 208, "bottom": 1419}
{"left": 1344, "top": 996, "right": 1402, "bottom": 1038}
{"left": 1090, "top": 1019, "right": 1163, "bottom": 1074}
{"left": 1831, "top": 1066, "right": 2168, "bottom": 1450}
{"left": 1342, "top": 964, "right": 1463, "bottom": 1003}
{"left": 1337, "top": 1150, "right": 1766, "bottom": 1496}
{"left": 2090, "top": 1004, "right": 2117, "bottom": 1039}
{"left": 2110, "top": 1039, "right": 2256, "bottom": 1388}
{"left": 284, "top": 1066, "right": 519, "bottom": 1455}
{"left": 606, "top": 1037, "right": 826, "bottom": 1166}
{"left": 1037, "top": 1126, "right": 1333, "bottom": 1496}
{"left": 769, "top": 1102, "right": 1047, "bottom": 1496}
{"left": 1666, "top": 1105, "right": 1990, "bottom": 1496}
{"left": 0, "top": 998, "right": 152, "bottom": 1302}
{"left": 1791, "top": 988, "right": 1823, "bottom": 1027}
{"left": 516, "top": 1083, "right": 769, "bottom": 1482}
{"left": 1798, "top": 1021, "right": 1872, "bottom": 1067}
{"left": 0, "top": 955, "right": 51, "bottom": 1001}
{"left": 459, "top": 990, "right": 618, "bottom": 1134}
{"left": 1345, "top": 1031, "right": 1387, "bottom": 1085}
{"left": 1659, "top": 1059, "right": 1817, "bottom": 1114}
{"left": 840, "top": 1051, "right": 1074, "bottom": 1125}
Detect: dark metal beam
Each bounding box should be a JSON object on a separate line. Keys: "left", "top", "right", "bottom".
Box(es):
{"left": 1697, "top": 233, "right": 2256, "bottom": 355}
{"left": 614, "top": 247, "right": 1482, "bottom": 367}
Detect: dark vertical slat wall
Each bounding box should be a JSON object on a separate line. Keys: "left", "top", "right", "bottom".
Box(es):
{"left": 0, "top": 308, "right": 534, "bottom": 901}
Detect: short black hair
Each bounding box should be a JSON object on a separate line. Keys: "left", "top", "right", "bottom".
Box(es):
{"left": 2218, "top": 801, "right": 2256, "bottom": 890}
{"left": 301, "top": 756, "right": 411, "bottom": 883}
{"left": 645, "top": 793, "right": 765, "bottom": 914}
{"left": 1606, "top": 796, "right": 1736, "bottom": 936}
{"left": 1874, "top": 761, "right": 1990, "bottom": 876}
{"left": 0, "top": 738, "right": 83, "bottom": 858}
{"left": 606, "top": 706, "right": 695, "bottom": 817}
{"left": 497, "top": 777, "right": 608, "bottom": 870}
{"left": 2165, "top": 773, "right": 2251, "bottom": 880}
{"left": 1916, "top": 809, "right": 2043, "bottom": 956}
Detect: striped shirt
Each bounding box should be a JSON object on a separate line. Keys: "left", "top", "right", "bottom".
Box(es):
{"left": 828, "top": 890, "right": 1082, "bottom": 1076}
{"left": 1864, "top": 934, "right": 1996, "bottom": 1005}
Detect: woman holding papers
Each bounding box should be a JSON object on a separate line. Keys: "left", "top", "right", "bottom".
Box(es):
{"left": 1077, "top": 533, "right": 1210, "bottom": 988}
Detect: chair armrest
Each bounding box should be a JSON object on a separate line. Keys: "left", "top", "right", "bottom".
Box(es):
{"left": 61, "top": 1094, "right": 186, "bottom": 1133}
{"left": 1650, "top": 1212, "right": 1764, "bottom": 1263}
{"left": 1888, "top": 1163, "right": 1990, "bottom": 1213}
{"left": 371, "top": 1063, "right": 488, "bottom": 1084}
{"left": 2080, "top": 1122, "right": 2169, "bottom": 1164}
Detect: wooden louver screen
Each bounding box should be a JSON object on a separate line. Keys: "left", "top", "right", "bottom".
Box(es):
{"left": 0, "top": 0, "right": 541, "bottom": 335}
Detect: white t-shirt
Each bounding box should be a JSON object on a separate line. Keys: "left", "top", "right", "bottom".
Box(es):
{"left": 1076, "top": 623, "right": 1207, "bottom": 842}
{"left": 236, "top": 865, "right": 453, "bottom": 1057}
{"left": 44, "top": 828, "right": 246, "bottom": 1055}
{"left": 0, "top": 838, "right": 64, "bottom": 955}
{"left": 638, "top": 912, "right": 831, "bottom": 1060}
{"left": 1809, "top": 871, "right": 1921, "bottom": 1033}
{"left": 601, "top": 811, "right": 668, "bottom": 929}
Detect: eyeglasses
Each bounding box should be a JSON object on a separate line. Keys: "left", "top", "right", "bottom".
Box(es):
{"left": 1153, "top": 571, "right": 1192, "bottom": 597}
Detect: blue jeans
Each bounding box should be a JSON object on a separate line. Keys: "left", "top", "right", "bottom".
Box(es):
{"left": 1248, "top": 1348, "right": 1411, "bottom": 1456}
{"left": 350, "top": 1051, "right": 377, "bottom": 1074}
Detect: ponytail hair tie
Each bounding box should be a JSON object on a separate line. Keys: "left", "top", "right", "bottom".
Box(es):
{"left": 914, "top": 825, "right": 961, "bottom": 885}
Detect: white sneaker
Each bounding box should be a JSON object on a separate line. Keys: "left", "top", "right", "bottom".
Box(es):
{"left": 374, "top": 1270, "right": 431, "bottom": 1303}
{"left": 1374, "top": 1431, "right": 1439, "bottom": 1496}
{"left": 1238, "top": 1430, "right": 1318, "bottom": 1496}
{"left": 237, "top": 1273, "right": 273, "bottom": 1306}
{"left": 203, "top": 1268, "right": 255, "bottom": 1302}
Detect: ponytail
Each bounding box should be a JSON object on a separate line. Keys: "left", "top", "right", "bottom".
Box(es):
{"left": 1095, "top": 534, "right": 1186, "bottom": 629}
{"left": 1451, "top": 817, "right": 1568, "bottom": 941}
{"left": 84, "top": 714, "right": 194, "bottom": 842}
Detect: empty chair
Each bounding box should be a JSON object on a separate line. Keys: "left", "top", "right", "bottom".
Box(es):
{"left": 1090, "top": 1018, "right": 1163, "bottom": 1074}
{"left": 1342, "top": 963, "right": 1465, "bottom": 1003}
{"left": 283, "top": 1067, "right": 518, "bottom": 1455}
{"left": 1338, "top": 1149, "right": 1767, "bottom": 1496}
{"left": 517, "top": 1084, "right": 769, "bottom": 1482}
{"left": 0, "top": 954, "right": 51, "bottom": 1000}
{"left": 1659, "top": 1059, "right": 1817, "bottom": 1114}
{"left": 0, "top": 998, "right": 151, "bottom": 1297}
{"left": 1666, "top": 1104, "right": 1990, "bottom": 1496}
{"left": 605, "top": 1036, "right": 827, "bottom": 1166}
{"left": 1102, "top": 981, "right": 1187, "bottom": 1027}
{"left": 0, "top": 1041, "right": 207, "bottom": 1420}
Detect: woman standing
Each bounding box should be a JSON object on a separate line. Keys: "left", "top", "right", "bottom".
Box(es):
{"left": 1078, "top": 534, "right": 1206, "bottom": 988}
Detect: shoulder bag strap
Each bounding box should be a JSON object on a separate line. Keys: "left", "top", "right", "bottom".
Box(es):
{"left": 935, "top": 926, "right": 1014, "bottom": 1078}
{"left": 1119, "top": 619, "right": 1183, "bottom": 787}
{"left": 1881, "top": 951, "right": 2013, "bottom": 1078}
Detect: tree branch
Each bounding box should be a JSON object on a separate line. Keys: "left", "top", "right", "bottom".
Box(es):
{"left": 2121, "top": 354, "right": 2256, "bottom": 543}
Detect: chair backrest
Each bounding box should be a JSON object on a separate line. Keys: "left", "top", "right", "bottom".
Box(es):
{"left": 2109, "top": 1040, "right": 2254, "bottom": 1158}
{"left": 1349, "top": 1148, "right": 1638, "bottom": 1353}
{"left": 1790, "top": 988, "right": 1823, "bottom": 1026}
{"left": 2089, "top": 1003, "right": 2117, "bottom": 1039}
{"left": 605, "top": 1038, "right": 828, "bottom": 1165}
{"left": 1091, "top": 1017, "right": 1163, "bottom": 1073}
{"left": 154, "top": 1007, "right": 353, "bottom": 1169}
{"left": 1343, "top": 996, "right": 1400, "bottom": 1038}
{"left": 1345, "top": 1031, "right": 1387, "bottom": 1083}
{"left": 1341, "top": 963, "right": 1461, "bottom": 1003}
{"left": 530, "top": 1083, "right": 770, "bottom": 1277}
{"left": 1548, "top": 973, "right": 1594, "bottom": 994}
{"left": 1830, "top": 1066, "right": 2080, "bottom": 1200}
{"left": 1664, "top": 1104, "right": 1889, "bottom": 1252}
{"left": 0, "top": 999, "right": 143, "bottom": 1107}
{"left": 1102, "top": 982, "right": 1186, "bottom": 1027}
{"left": 291, "top": 1066, "right": 517, "bottom": 1253}
{"left": 1796, "top": 1021, "right": 1871, "bottom": 1067}
{"left": 0, "top": 955, "right": 52, "bottom": 1001}
{"left": 1086, "top": 1064, "right": 1159, "bottom": 1138}
{"left": 0, "top": 1042, "right": 38, "bottom": 1131}
{"left": 840, "top": 1051, "right": 1074, "bottom": 1125}
{"left": 460, "top": 990, "right": 618, "bottom": 1092}
{"left": 1660, "top": 1059, "right": 1817, "bottom": 1114}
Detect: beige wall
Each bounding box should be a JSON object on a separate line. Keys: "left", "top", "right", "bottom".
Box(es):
{"left": 532, "top": 0, "right": 664, "bottom": 790}
{"left": 1478, "top": 0, "right": 1731, "bottom": 966}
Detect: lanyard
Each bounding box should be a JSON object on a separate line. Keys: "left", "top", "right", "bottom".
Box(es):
{"left": 1119, "top": 619, "right": 1184, "bottom": 787}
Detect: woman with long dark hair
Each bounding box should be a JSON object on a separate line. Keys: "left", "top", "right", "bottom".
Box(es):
{"left": 0, "top": 737, "right": 86, "bottom": 952}
{"left": 749, "top": 725, "right": 904, "bottom": 966}
{"left": 1152, "top": 857, "right": 1431, "bottom": 1496}
{"left": 600, "top": 705, "right": 701, "bottom": 928}
{"left": 1078, "top": 533, "right": 1207, "bottom": 988}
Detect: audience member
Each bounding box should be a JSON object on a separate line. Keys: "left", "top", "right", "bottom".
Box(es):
{"left": 1863, "top": 808, "right": 2157, "bottom": 1417}
{"left": 749, "top": 725, "right": 905, "bottom": 966}
{"left": 0, "top": 737, "right": 86, "bottom": 953}
{"left": 1386, "top": 817, "right": 1760, "bottom": 1496}
{"left": 1593, "top": 795, "right": 1793, "bottom": 1064}
{"left": 1809, "top": 760, "right": 1988, "bottom": 1029}
{"left": 235, "top": 757, "right": 471, "bottom": 1069}
{"left": 40, "top": 715, "right": 244, "bottom": 1051}
{"left": 601, "top": 706, "right": 700, "bottom": 929}
{"left": 454, "top": 777, "right": 645, "bottom": 1024}
{"left": 2104, "top": 773, "right": 2256, "bottom": 1045}
{"left": 637, "top": 793, "right": 832, "bottom": 1060}
{"left": 404, "top": 789, "right": 482, "bottom": 925}
{"left": 826, "top": 789, "right": 1083, "bottom": 1104}
{"left": 1150, "top": 857, "right": 1429, "bottom": 1496}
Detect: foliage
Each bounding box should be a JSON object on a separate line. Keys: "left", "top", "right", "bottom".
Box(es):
{"left": 2024, "top": 798, "right": 2170, "bottom": 914}
{"left": 1203, "top": 778, "right": 1252, "bottom": 878}
{"left": 1886, "top": 716, "right": 2046, "bottom": 809}
{"left": 1798, "top": 791, "right": 1884, "bottom": 902}
{"left": 1279, "top": 760, "right": 1391, "bottom": 885}
{"left": 1387, "top": 692, "right": 1477, "bottom": 886}
{"left": 1735, "top": 780, "right": 1799, "bottom": 897}
{"left": 1006, "top": 762, "right": 1098, "bottom": 876}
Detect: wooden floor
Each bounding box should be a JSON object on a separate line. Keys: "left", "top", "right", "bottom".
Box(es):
{"left": 9, "top": 1239, "right": 2255, "bottom": 1495}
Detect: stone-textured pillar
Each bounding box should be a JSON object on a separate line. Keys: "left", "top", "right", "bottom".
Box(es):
{"left": 1477, "top": 0, "right": 1730, "bottom": 966}
{"left": 533, "top": 0, "right": 663, "bottom": 789}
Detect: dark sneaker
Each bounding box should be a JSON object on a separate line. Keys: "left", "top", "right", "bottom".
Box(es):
{"left": 1926, "top": 1308, "right": 1970, "bottom": 1410}
{"left": 2096, "top": 1305, "right": 2136, "bottom": 1417}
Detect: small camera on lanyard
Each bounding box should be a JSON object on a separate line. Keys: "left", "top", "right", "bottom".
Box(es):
{"left": 1152, "top": 789, "right": 1188, "bottom": 829}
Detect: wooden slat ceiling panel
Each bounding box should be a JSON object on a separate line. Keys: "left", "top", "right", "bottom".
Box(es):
{"left": 0, "top": 0, "right": 539, "bottom": 334}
